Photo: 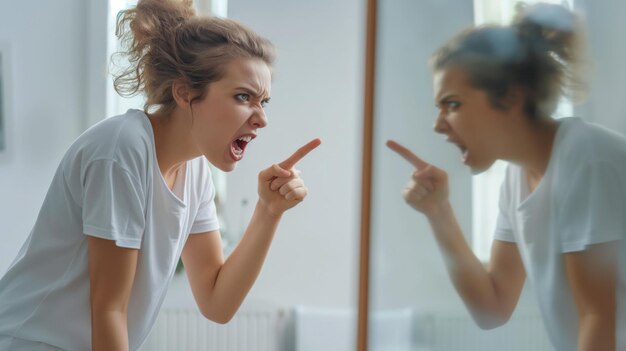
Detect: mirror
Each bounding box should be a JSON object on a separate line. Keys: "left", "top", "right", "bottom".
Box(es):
{"left": 359, "top": 1, "right": 626, "bottom": 350}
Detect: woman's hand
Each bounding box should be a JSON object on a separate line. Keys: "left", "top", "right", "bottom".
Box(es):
{"left": 257, "top": 139, "right": 321, "bottom": 217}
{"left": 386, "top": 140, "right": 450, "bottom": 217}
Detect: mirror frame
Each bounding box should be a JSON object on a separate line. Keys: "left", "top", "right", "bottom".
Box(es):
{"left": 357, "top": 0, "right": 377, "bottom": 349}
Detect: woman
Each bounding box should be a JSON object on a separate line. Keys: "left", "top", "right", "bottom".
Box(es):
{"left": 0, "top": 0, "right": 320, "bottom": 349}
{"left": 387, "top": 3, "right": 625, "bottom": 350}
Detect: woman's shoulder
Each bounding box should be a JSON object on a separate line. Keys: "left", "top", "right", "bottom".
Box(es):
{"left": 556, "top": 117, "right": 626, "bottom": 168}
{"left": 549, "top": 118, "right": 626, "bottom": 201}
{"left": 189, "top": 155, "right": 214, "bottom": 187}
{"left": 65, "top": 109, "right": 154, "bottom": 176}
{"left": 84, "top": 109, "right": 151, "bottom": 146}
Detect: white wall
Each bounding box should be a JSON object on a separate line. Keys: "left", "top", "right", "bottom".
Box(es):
{"left": 0, "top": 0, "right": 87, "bottom": 271}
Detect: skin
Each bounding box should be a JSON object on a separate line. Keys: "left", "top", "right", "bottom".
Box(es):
{"left": 386, "top": 67, "right": 617, "bottom": 350}
{"left": 88, "top": 58, "right": 321, "bottom": 350}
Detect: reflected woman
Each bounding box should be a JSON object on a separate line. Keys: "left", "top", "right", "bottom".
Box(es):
{"left": 387, "top": 3, "right": 625, "bottom": 351}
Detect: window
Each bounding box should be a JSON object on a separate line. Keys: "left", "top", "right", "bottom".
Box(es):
{"left": 106, "top": 0, "right": 140, "bottom": 118}
{"left": 105, "top": 0, "right": 228, "bottom": 117}
{"left": 0, "top": 43, "right": 11, "bottom": 159}
{"left": 472, "top": 0, "right": 574, "bottom": 261}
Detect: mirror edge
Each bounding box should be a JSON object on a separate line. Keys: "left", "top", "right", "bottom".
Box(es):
{"left": 357, "top": 0, "right": 377, "bottom": 350}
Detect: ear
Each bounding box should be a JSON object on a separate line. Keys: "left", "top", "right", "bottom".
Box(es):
{"left": 172, "top": 79, "right": 193, "bottom": 108}
{"left": 502, "top": 86, "right": 526, "bottom": 113}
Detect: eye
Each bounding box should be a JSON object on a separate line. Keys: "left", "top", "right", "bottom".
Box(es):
{"left": 261, "top": 98, "right": 271, "bottom": 108}
{"left": 446, "top": 101, "right": 460, "bottom": 111}
{"left": 235, "top": 94, "right": 250, "bottom": 102}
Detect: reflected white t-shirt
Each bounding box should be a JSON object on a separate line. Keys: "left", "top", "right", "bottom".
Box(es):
{"left": 494, "top": 117, "right": 626, "bottom": 351}
{"left": 0, "top": 109, "right": 220, "bottom": 350}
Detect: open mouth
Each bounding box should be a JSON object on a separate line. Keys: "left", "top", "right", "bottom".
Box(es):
{"left": 230, "top": 134, "right": 255, "bottom": 161}
{"left": 448, "top": 138, "right": 469, "bottom": 163}
{"left": 459, "top": 145, "right": 469, "bottom": 163}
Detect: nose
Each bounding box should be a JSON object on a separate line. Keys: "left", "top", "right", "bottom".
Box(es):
{"left": 433, "top": 112, "right": 449, "bottom": 134}
{"left": 250, "top": 107, "right": 268, "bottom": 129}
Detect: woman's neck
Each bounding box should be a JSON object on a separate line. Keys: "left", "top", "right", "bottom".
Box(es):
{"left": 507, "top": 117, "right": 560, "bottom": 181}
{"left": 148, "top": 110, "right": 199, "bottom": 178}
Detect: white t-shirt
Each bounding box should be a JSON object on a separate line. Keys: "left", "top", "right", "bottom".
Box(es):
{"left": 0, "top": 109, "right": 220, "bottom": 350}
{"left": 494, "top": 117, "right": 626, "bottom": 351}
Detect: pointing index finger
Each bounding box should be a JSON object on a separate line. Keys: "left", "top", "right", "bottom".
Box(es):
{"left": 386, "top": 140, "right": 429, "bottom": 170}
{"left": 278, "top": 138, "right": 322, "bottom": 169}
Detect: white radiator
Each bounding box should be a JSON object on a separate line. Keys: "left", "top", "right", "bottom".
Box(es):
{"left": 139, "top": 307, "right": 552, "bottom": 351}
{"left": 139, "top": 306, "right": 285, "bottom": 351}
{"left": 424, "top": 312, "right": 553, "bottom": 351}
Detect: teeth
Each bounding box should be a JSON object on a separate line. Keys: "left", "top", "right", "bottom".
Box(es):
{"left": 237, "top": 135, "right": 252, "bottom": 143}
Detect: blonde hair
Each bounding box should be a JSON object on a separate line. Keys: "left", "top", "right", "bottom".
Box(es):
{"left": 431, "top": 2, "right": 587, "bottom": 120}
{"left": 112, "top": 0, "right": 276, "bottom": 115}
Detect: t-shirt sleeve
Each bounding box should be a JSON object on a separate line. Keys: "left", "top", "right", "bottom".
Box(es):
{"left": 190, "top": 176, "right": 220, "bottom": 234}
{"left": 82, "top": 159, "right": 146, "bottom": 249}
{"left": 493, "top": 168, "right": 516, "bottom": 243}
{"left": 559, "top": 161, "right": 625, "bottom": 253}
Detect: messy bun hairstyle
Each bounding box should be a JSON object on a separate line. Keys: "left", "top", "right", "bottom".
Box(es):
{"left": 112, "top": 0, "right": 276, "bottom": 115}
{"left": 430, "top": 2, "right": 587, "bottom": 120}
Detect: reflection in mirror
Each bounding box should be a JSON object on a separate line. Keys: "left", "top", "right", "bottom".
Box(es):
{"left": 367, "top": 1, "right": 626, "bottom": 350}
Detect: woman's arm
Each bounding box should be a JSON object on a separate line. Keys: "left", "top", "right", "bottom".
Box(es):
{"left": 386, "top": 140, "right": 526, "bottom": 329}
{"left": 565, "top": 242, "right": 617, "bottom": 351}
{"left": 428, "top": 204, "right": 526, "bottom": 329}
{"left": 88, "top": 236, "right": 139, "bottom": 351}
{"left": 183, "top": 139, "right": 320, "bottom": 323}
{"left": 182, "top": 203, "right": 281, "bottom": 324}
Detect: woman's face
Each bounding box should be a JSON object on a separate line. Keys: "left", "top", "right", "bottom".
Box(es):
{"left": 190, "top": 58, "right": 272, "bottom": 172}
{"left": 432, "top": 67, "right": 511, "bottom": 174}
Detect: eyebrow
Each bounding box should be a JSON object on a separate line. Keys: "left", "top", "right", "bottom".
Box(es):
{"left": 235, "top": 86, "right": 270, "bottom": 100}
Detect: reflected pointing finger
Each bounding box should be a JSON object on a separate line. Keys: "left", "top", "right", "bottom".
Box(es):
{"left": 386, "top": 139, "right": 429, "bottom": 170}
